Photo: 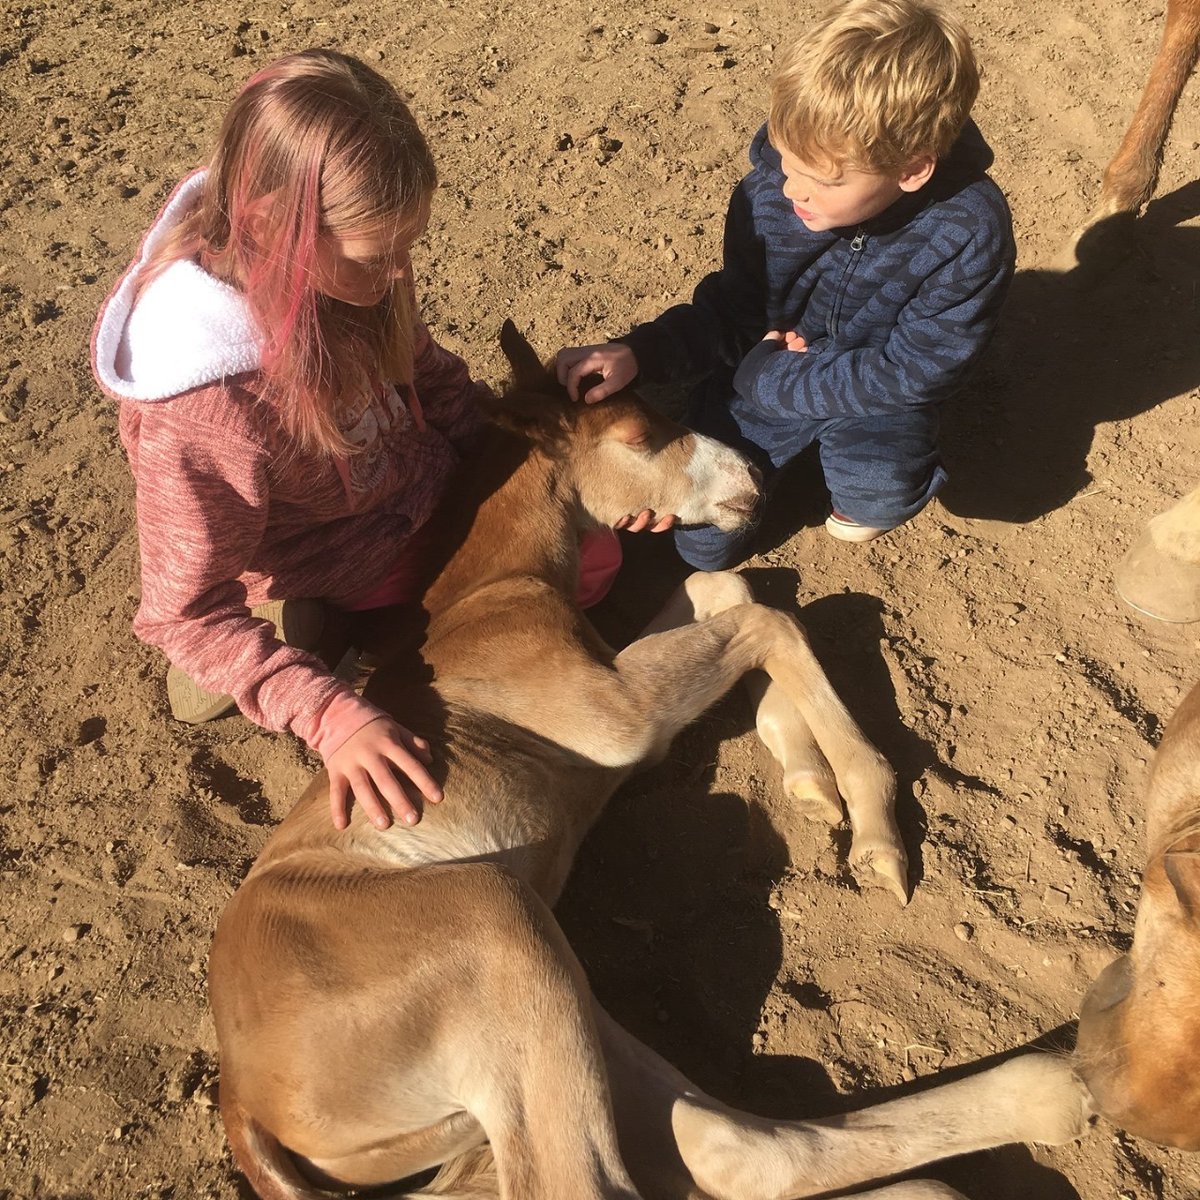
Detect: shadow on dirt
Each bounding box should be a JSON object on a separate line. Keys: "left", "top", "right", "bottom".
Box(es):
{"left": 572, "top": 542, "right": 1087, "bottom": 1199}
{"left": 941, "top": 179, "right": 1200, "bottom": 523}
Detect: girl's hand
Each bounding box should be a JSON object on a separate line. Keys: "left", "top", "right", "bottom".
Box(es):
{"left": 616, "top": 511, "right": 676, "bottom": 533}
{"left": 326, "top": 716, "right": 443, "bottom": 831}
{"left": 555, "top": 343, "right": 639, "bottom": 404}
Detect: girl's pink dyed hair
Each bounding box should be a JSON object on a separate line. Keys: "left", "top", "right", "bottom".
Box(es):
{"left": 145, "top": 49, "right": 436, "bottom": 456}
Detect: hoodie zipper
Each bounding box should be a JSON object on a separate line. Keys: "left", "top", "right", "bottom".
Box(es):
{"left": 828, "top": 226, "right": 867, "bottom": 339}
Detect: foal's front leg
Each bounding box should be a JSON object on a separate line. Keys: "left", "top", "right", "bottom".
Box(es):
{"left": 615, "top": 573, "right": 907, "bottom": 902}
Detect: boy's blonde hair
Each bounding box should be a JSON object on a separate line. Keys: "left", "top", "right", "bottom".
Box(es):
{"left": 768, "top": 0, "right": 979, "bottom": 173}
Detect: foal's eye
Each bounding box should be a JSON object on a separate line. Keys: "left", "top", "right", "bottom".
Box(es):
{"left": 609, "top": 415, "right": 653, "bottom": 451}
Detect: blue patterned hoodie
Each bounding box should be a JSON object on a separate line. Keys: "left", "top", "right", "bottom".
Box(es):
{"left": 620, "top": 121, "right": 1015, "bottom": 421}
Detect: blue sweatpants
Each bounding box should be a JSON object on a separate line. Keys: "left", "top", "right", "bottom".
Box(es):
{"left": 675, "top": 378, "right": 948, "bottom": 570}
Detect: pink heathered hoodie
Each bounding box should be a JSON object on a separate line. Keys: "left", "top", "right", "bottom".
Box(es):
{"left": 91, "top": 172, "right": 489, "bottom": 758}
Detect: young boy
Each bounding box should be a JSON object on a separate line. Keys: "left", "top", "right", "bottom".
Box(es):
{"left": 556, "top": 0, "right": 1014, "bottom": 567}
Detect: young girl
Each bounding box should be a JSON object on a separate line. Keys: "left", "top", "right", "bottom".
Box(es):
{"left": 92, "top": 50, "right": 501, "bottom": 833}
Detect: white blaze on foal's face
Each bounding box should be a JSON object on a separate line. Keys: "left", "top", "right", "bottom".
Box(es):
{"left": 575, "top": 402, "right": 760, "bottom": 530}
{"left": 679, "top": 431, "right": 761, "bottom": 529}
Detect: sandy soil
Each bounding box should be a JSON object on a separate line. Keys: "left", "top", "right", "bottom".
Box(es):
{"left": 3, "top": 1, "right": 1200, "bottom": 1197}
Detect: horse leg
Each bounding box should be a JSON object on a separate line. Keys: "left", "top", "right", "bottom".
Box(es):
{"left": 745, "top": 671, "right": 844, "bottom": 824}
{"left": 595, "top": 1005, "right": 1091, "bottom": 1200}
{"left": 615, "top": 580, "right": 906, "bottom": 902}
{"left": 1063, "top": 0, "right": 1200, "bottom": 266}
{"left": 1094, "top": 0, "right": 1200, "bottom": 223}
{"left": 639, "top": 573, "right": 843, "bottom": 824}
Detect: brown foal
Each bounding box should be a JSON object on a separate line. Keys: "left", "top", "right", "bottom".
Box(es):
{"left": 208, "top": 323, "right": 1090, "bottom": 1200}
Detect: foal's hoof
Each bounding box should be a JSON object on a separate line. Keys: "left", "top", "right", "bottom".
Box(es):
{"left": 994, "top": 1055, "right": 1097, "bottom": 1146}
{"left": 851, "top": 843, "right": 910, "bottom": 906}
{"left": 784, "top": 770, "right": 843, "bottom": 825}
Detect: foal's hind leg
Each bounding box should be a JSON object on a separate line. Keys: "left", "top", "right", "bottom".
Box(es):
{"left": 216, "top": 863, "right": 641, "bottom": 1200}
{"left": 624, "top": 574, "right": 905, "bottom": 901}
{"left": 595, "top": 1004, "right": 1090, "bottom": 1200}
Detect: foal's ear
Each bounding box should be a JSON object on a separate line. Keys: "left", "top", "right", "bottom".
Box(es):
{"left": 499, "top": 319, "right": 554, "bottom": 391}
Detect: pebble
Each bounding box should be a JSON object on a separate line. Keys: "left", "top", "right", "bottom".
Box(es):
{"left": 953, "top": 922, "right": 974, "bottom": 942}
{"left": 61, "top": 923, "right": 88, "bottom": 942}
{"left": 639, "top": 26, "right": 667, "bottom": 44}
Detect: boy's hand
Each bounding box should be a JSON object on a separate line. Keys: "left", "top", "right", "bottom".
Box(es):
{"left": 764, "top": 330, "right": 808, "bottom": 353}
{"left": 555, "top": 342, "right": 638, "bottom": 403}
{"left": 326, "top": 716, "right": 442, "bottom": 831}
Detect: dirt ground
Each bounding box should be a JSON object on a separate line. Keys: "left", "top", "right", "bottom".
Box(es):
{"left": 3, "top": 0, "right": 1200, "bottom": 1197}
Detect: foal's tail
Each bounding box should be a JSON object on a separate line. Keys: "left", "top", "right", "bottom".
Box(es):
{"left": 221, "top": 1090, "right": 499, "bottom": 1200}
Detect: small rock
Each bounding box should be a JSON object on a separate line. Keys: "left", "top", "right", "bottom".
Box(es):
{"left": 702, "top": 21, "right": 720, "bottom": 33}
{"left": 639, "top": 26, "right": 667, "bottom": 44}
{"left": 1042, "top": 886, "right": 1070, "bottom": 908}
{"left": 61, "top": 923, "right": 89, "bottom": 943}
{"left": 953, "top": 922, "right": 974, "bottom": 942}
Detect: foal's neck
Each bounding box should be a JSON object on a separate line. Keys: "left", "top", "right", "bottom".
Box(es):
{"left": 423, "top": 427, "right": 588, "bottom": 616}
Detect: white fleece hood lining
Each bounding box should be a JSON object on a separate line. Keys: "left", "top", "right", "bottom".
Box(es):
{"left": 93, "top": 171, "right": 263, "bottom": 402}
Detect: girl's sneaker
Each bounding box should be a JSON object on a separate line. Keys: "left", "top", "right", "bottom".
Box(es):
{"left": 166, "top": 599, "right": 325, "bottom": 723}
{"left": 825, "top": 511, "right": 890, "bottom": 543}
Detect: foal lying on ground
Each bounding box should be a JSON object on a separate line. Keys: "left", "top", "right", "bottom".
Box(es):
{"left": 209, "top": 323, "right": 1091, "bottom": 1200}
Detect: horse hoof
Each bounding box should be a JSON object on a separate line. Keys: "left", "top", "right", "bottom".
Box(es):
{"left": 784, "top": 771, "right": 843, "bottom": 825}
{"left": 851, "top": 844, "right": 910, "bottom": 906}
